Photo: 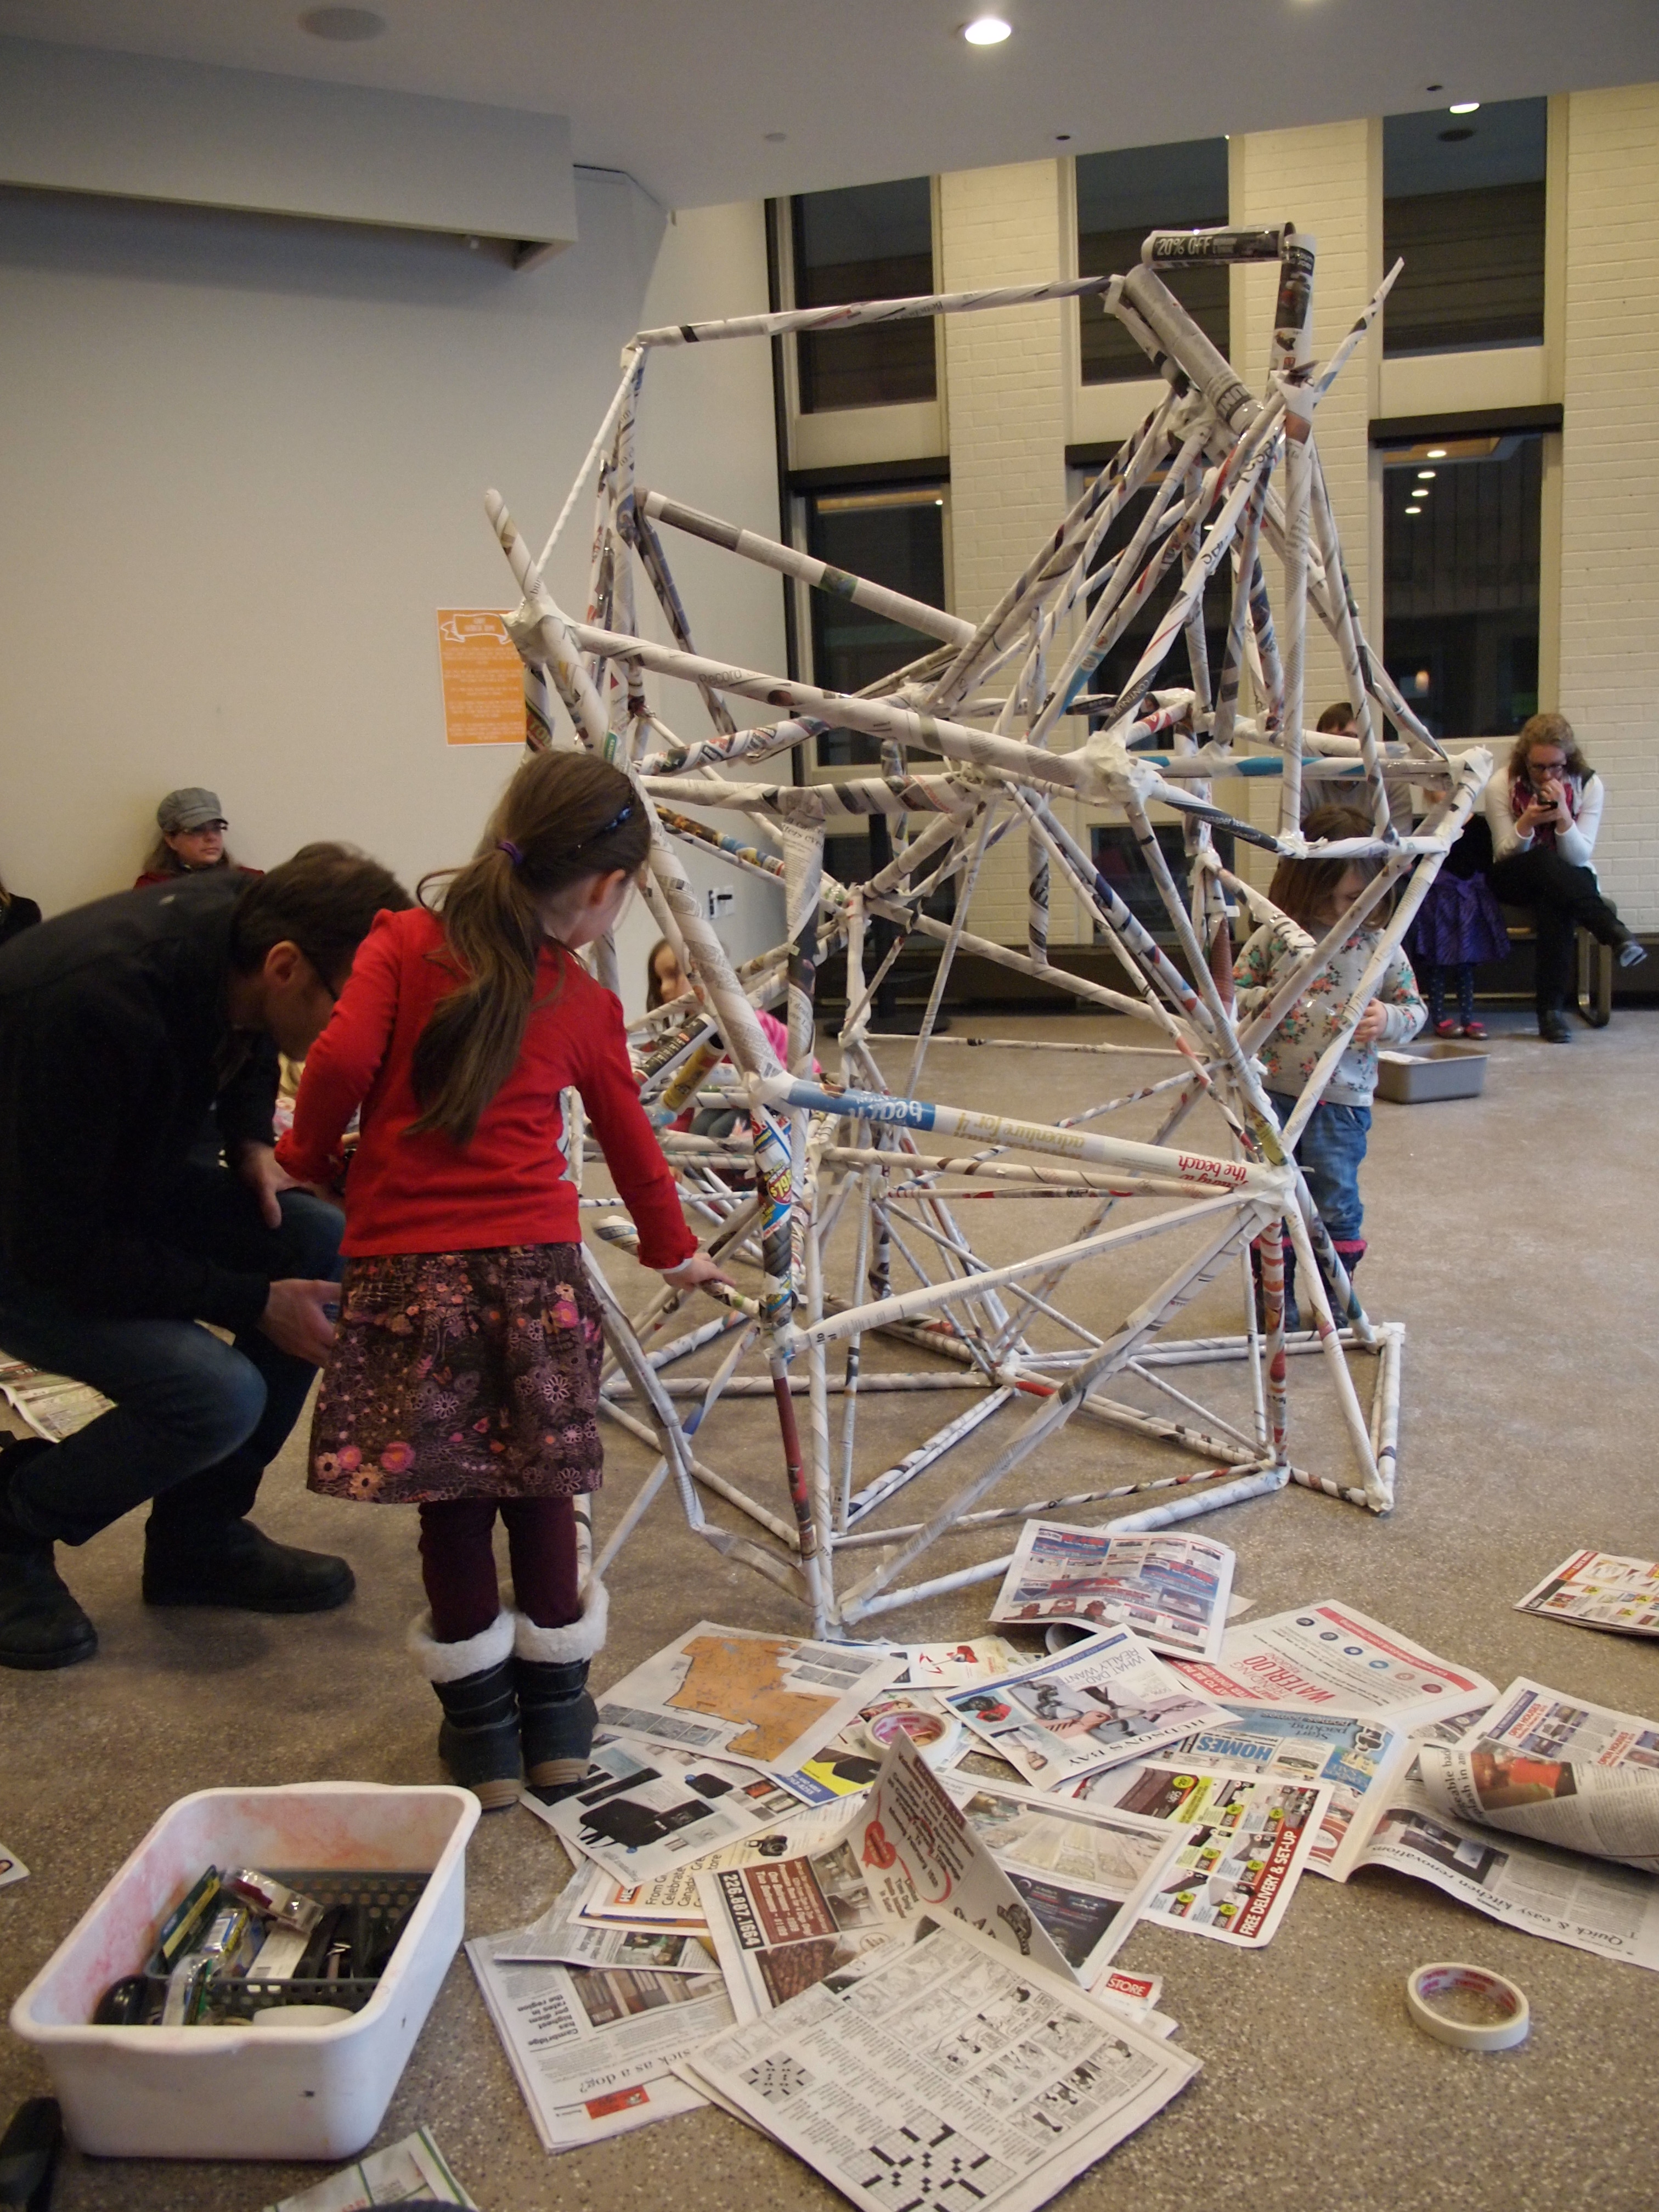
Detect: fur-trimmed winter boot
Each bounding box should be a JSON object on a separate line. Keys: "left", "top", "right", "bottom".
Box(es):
{"left": 409, "top": 1609, "right": 521, "bottom": 1812}
{"left": 514, "top": 1578, "right": 608, "bottom": 1805}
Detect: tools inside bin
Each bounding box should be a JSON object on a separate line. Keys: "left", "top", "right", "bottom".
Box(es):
{"left": 92, "top": 1869, "right": 429, "bottom": 2027}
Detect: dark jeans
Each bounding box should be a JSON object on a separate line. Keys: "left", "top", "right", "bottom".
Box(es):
{"left": 0, "top": 1166, "right": 343, "bottom": 1550}
{"left": 1489, "top": 848, "right": 1626, "bottom": 1013}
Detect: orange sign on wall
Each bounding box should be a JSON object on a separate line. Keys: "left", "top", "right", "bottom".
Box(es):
{"left": 436, "top": 609, "right": 527, "bottom": 746}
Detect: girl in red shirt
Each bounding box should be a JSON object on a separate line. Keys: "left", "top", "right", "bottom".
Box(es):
{"left": 278, "top": 752, "right": 724, "bottom": 1809}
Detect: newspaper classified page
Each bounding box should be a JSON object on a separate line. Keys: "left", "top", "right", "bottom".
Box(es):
{"left": 944, "top": 1628, "right": 1229, "bottom": 1789}
{"left": 679, "top": 1915, "right": 1199, "bottom": 2212}
{"left": 1173, "top": 1600, "right": 1494, "bottom": 1726}
{"left": 991, "top": 1524, "right": 1235, "bottom": 1662}
{"left": 466, "top": 1927, "right": 733, "bottom": 2150}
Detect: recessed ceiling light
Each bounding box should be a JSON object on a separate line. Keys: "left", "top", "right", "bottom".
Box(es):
{"left": 1055, "top": 132, "right": 1071, "bottom": 142}
{"left": 1448, "top": 100, "right": 1480, "bottom": 114}
{"left": 298, "top": 5, "right": 386, "bottom": 38}
{"left": 764, "top": 131, "right": 787, "bottom": 142}
{"left": 1417, "top": 469, "right": 1436, "bottom": 480}
{"left": 1426, "top": 447, "right": 1447, "bottom": 459}
{"left": 1439, "top": 127, "right": 1475, "bottom": 142}
{"left": 962, "top": 17, "right": 1013, "bottom": 44}
{"left": 1405, "top": 505, "right": 1421, "bottom": 515}
{"left": 1426, "top": 82, "right": 1443, "bottom": 92}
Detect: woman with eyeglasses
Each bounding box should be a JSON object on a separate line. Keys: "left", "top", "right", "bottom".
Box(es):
{"left": 136, "top": 788, "right": 259, "bottom": 889}
{"left": 1485, "top": 713, "right": 1646, "bottom": 1043}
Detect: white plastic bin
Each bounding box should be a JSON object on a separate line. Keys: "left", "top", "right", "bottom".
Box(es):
{"left": 9, "top": 1781, "right": 478, "bottom": 2162}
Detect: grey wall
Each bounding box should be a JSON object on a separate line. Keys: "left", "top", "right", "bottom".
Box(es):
{"left": 0, "top": 172, "right": 787, "bottom": 1010}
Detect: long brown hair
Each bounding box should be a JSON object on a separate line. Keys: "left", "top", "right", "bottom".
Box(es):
{"left": 409, "top": 751, "right": 650, "bottom": 1143}
{"left": 1267, "top": 804, "right": 1393, "bottom": 933}
{"left": 140, "top": 834, "right": 240, "bottom": 878}
{"left": 1510, "top": 712, "right": 1590, "bottom": 786}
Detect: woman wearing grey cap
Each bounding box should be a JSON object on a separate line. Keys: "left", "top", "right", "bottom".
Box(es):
{"left": 136, "top": 788, "right": 258, "bottom": 889}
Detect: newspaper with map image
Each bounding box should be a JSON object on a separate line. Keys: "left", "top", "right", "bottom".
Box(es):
{"left": 595, "top": 1621, "right": 905, "bottom": 1778}
{"left": 677, "top": 1913, "right": 1199, "bottom": 2212}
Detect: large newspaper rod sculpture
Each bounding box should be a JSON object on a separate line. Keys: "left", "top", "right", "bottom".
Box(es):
{"left": 481, "top": 218, "right": 1491, "bottom": 1638}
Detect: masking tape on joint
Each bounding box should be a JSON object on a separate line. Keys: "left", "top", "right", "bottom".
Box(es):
{"left": 1405, "top": 1962, "right": 1530, "bottom": 2052}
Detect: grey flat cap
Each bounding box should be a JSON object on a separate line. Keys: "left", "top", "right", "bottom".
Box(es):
{"left": 157, "top": 788, "right": 226, "bottom": 833}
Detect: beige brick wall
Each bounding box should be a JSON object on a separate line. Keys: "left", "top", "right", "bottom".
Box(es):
{"left": 938, "top": 161, "right": 1069, "bottom": 943}
{"left": 1558, "top": 82, "right": 1659, "bottom": 929}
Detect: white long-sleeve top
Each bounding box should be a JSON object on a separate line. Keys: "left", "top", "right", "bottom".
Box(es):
{"left": 1234, "top": 921, "right": 1425, "bottom": 1109}
{"left": 1485, "top": 769, "right": 1604, "bottom": 872}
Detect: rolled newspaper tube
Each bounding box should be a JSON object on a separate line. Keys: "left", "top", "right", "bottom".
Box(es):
{"left": 1119, "top": 262, "right": 1257, "bottom": 432}
{"left": 1141, "top": 225, "right": 1288, "bottom": 265}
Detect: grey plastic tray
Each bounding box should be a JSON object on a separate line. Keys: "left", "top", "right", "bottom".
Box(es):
{"left": 1375, "top": 1041, "right": 1488, "bottom": 1103}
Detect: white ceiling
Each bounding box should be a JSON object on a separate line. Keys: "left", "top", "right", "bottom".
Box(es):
{"left": 2, "top": 0, "right": 1655, "bottom": 211}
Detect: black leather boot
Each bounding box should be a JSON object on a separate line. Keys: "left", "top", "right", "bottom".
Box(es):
{"left": 514, "top": 1581, "right": 608, "bottom": 1804}
{"left": 410, "top": 1610, "right": 521, "bottom": 1810}
{"left": 143, "top": 1518, "right": 354, "bottom": 1612}
{"left": 0, "top": 1438, "right": 97, "bottom": 1672}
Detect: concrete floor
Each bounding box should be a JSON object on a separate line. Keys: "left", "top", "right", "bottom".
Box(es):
{"left": 4, "top": 1007, "right": 1658, "bottom": 2211}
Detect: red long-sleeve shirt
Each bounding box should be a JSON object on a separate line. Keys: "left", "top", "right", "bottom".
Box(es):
{"left": 276, "top": 906, "right": 696, "bottom": 1268}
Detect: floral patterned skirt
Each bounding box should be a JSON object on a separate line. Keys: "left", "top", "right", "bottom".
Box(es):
{"left": 308, "top": 1244, "right": 606, "bottom": 1506}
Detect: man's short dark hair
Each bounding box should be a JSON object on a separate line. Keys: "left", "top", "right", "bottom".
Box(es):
{"left": 230, "top": 843, "right": 413, "bottom": 985}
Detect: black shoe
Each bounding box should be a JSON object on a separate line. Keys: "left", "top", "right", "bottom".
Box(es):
{"left": 0, "top": 1440, "right": 97, "bottom": 1670}
{"left": 1539, "top": 1011, "right": 1572, "bottom": 1043}
{"left": 142, "top": 1519, "right": 354, "bottom": 1613}
{"left": 516, "top": 1657, "right": 597, "bottom": 1805}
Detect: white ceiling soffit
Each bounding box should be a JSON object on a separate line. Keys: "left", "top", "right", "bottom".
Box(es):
{"left": 0, "top": 0, "right": 1655, "bottom": 212}
{"left": 0, "top": 36, "right": 577, "bottom": 260}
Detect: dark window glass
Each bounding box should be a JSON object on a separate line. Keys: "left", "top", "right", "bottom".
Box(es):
{"left": 1071, "top": 475, "right": 1234, "bottom": 717}
{"left": 1382, "top": 432, "right": 1542, "bottom": 738}
{"left": 1383, "top": 100, "right": 1547, "bottom": 355}
{"left": 1076, "top": 140, "right": 1229, "bottom": 385}
{"left": 808, "top": 487, "right": 947, "bottom": 768}
{"left": 793, "top": 179, "right": 936, "bottom": 412}
{"left": 825, "top": 828, "right": 955, "bottom": 924}
{"left": 1091, "top": 825, "right": 1233, "bottom": 946}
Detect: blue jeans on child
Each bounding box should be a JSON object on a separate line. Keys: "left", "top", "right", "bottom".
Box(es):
{"left": 1266, "top": 1093, "right": 1370, "bottom": 1248}
{"left": 0, "top": 1164, "right": 343, "bottom": 1549}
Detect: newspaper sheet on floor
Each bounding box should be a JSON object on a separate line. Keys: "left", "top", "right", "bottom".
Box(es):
{"left": 944, "top": 1776, "right": 1183, "bottom": 1988}
{"left": 263, "top": 2127, "right": 473, "bottom": 2209}
{"left": 678, "top": 1913, "right": 1198, "bottom": 2212}
{"left": 1515, "top": 1550, "right": 1659, "bottom": 1638}
{"left": 1172, "top": 1599, "right": 1495, "bottom": 1727}
{"left": 943, "top": 1628, "right": 1230, "bottom": 1790}
{"left": 1347, "top": 1768, "right": 1659, "bottom": 1971}
{"left": 466, "top": 1925, "right": 732, "bottom": 2151}
{"left": 573, "top": 1798, "right": 856, "bottom": 1929}
{"left": 498, "top": 1869, "right": 716, "bottom": 1973}
{"left": 594, "top": 1620, "right": 905, "bottom": 1778}
{"left": 1070, "top": 1762, "right": 1331, "bottom": 1946}
{"left": 1416, "top": 1677, "right": 1659, "bottom": 1874}
{"left": 0, "top": 1842, "right": 27, "bottom": 1890}
{"left": 696, "top": 1735, "right": 1073, "bottom": 2021}
{"left": 990, "top": 1525, "right": 1234, "bottom": 1663}
{"left": 521, "top": 1730, "right": 808, "bottom": 1884}
{"left": 1146, "top": 1703, "right": 1413, "bottom": 1881}
{"left": 0, "top": 1357, "right": 112, "bottom": 1443}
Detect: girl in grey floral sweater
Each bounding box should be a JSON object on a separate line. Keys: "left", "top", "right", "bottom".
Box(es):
{"left": 1233, "top": 803, "right": 1425, "bottom": 1325}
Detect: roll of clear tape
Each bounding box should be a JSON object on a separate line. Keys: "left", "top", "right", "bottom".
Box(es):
{"left": 1405, "top": 1962, "right": 1530, "bottom": 2052}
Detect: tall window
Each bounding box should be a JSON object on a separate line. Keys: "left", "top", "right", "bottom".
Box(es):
{"left": 792, "top": 179, "right": 936, "bottom": 413}
{"left": 1383, "top": 100, "right": 1547, "bottom": 355}
{"left": 1076, "top": 139, "right": 1230, "bottom": 385}
{"left": 1382, "top": 433, "right": 1543, "bottom": 738}
{"left": 807, "top": 483, "right": 948, "bottom": 768}
{"left": 1066, "top": 469, "right": 1234, "bottom": 712}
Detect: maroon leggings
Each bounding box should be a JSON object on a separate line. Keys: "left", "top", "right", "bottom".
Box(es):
{"left": 418, "top": 1496, "right": 581, "bottom": 1644}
